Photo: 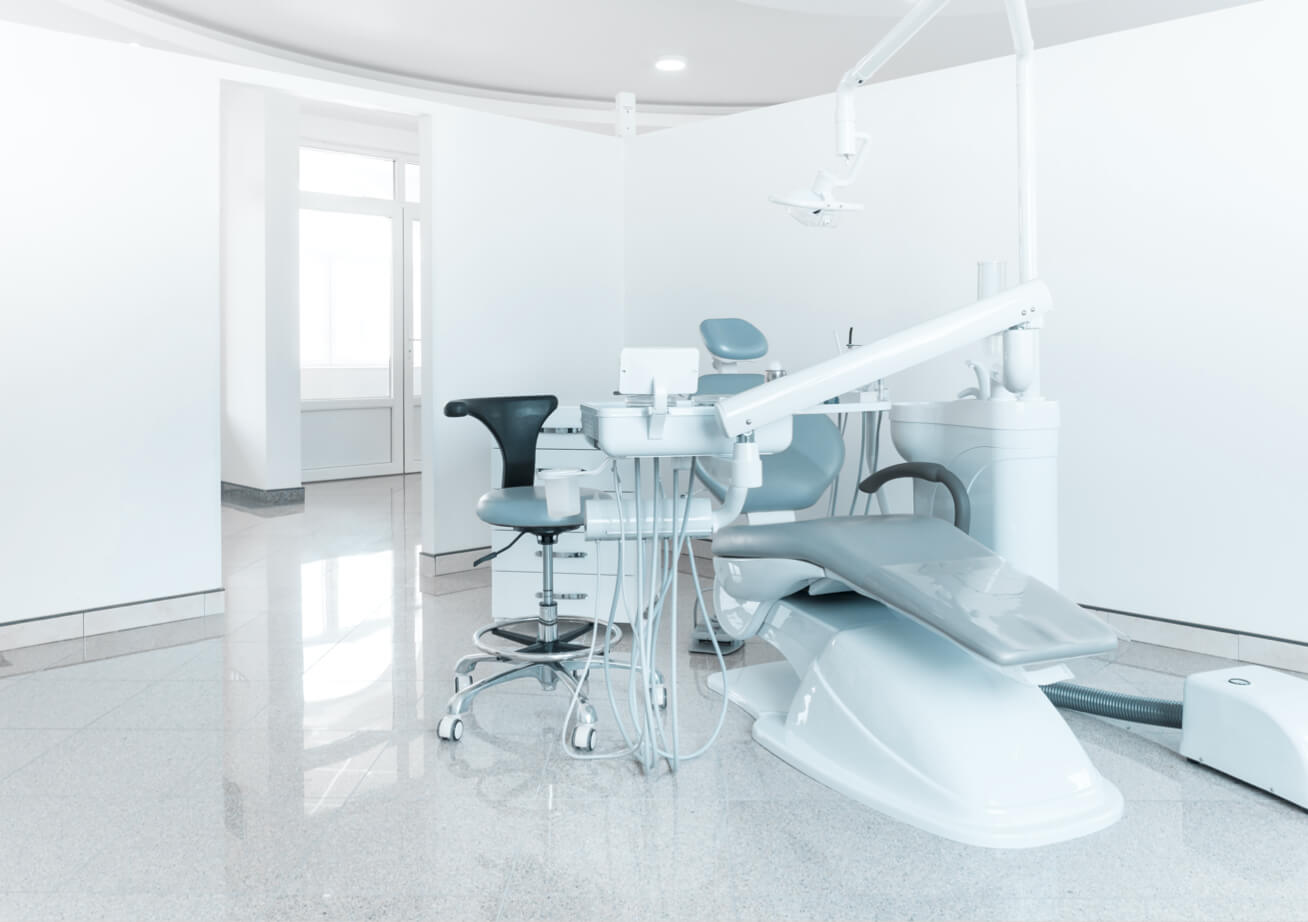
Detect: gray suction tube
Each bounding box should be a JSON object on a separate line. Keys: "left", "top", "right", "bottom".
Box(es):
{"left": 1042, "top": 682, "right": 1183, "bottom": 729}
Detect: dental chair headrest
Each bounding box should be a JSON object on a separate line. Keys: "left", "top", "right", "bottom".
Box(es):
{"left": 699, "top": 318, "right": 768, "bottom": 362}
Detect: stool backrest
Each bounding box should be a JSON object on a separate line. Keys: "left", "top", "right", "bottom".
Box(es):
{"left": 444, "top": 395, "right": 559, "bottom": 489}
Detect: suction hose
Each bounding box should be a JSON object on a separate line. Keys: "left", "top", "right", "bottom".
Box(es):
{"left": 1042, "top": 682, "right": 1183, "bottom": 729}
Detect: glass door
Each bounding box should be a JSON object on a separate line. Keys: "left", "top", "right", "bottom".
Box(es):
{"left": 298, "top": 147, "right": 421, "bottom": 481}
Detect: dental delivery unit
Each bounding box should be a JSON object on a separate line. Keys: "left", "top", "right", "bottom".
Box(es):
{"left": 436, "top": 0, "right": 1308, "bottom": 847}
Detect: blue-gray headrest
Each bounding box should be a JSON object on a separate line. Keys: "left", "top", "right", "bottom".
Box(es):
{"left": 699, "top": 318, "right": 768, "bottom": 361}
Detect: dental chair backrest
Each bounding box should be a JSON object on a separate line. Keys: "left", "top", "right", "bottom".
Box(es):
{"left": 695, "top": 319, "right": 844, "bottom": 515}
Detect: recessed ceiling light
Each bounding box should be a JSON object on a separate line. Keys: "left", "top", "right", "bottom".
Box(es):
{"left": 654, "top": 56, "right": 687, "bottom": 73}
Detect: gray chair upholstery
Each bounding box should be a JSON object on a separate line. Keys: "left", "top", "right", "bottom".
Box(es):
{"left": 712, "top": 515, "right": 1119, "bottom": 667}
{"left": 476, "top": 486, "right": 603, "bottom": 530}
{"left": 699, "top": 318, "right": 768, "bottom": 361}
{"left": 694, "top": 341, "right": 845, "bottom": 515}
{"left": 696, "top": 413, "right": 845, "bottom": 514}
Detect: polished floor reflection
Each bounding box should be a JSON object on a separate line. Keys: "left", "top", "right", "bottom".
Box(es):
{"left": 1, "top": 474, "right": 1306, "bottom": 921}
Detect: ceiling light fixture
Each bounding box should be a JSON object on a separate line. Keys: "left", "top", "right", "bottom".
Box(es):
{"left": 654, "top": 56, "right": 687, "bottom": 73}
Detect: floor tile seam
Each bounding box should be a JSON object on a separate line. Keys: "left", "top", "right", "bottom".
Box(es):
{"left": 219, "top": 554, "right": 273, "bottom": 583}
{"left": 419, "top": 583, "right": 495, "bottom": 601}
{"left": 297, "top": 633, "right": 373, "bottom": 681}
{"left": 34, "top": 650, "right": 218, "bottom": 685}
{"left": 332, "top": 739, "right": 391, "bottom": 807}
{"left": 422, "top": 580, "right": 495, "bottom": 599}
{"left": 233, "top": 702, "right": 272, "bottom": 731}
{"left": 30, "top": 834, "right": 118, "bottom": 894}
{"left": 0, "top": 727, "right": 76, "bottom": 786}
{"left": 0, "top": 658, "right": 59, "bottom": 695}
{"left": 79, "top": 678, "right": 186, "bottom": 731}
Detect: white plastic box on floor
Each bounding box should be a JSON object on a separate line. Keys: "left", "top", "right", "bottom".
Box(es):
{"left": 1180, "top": 665, "right": 1308, "bottom": 809}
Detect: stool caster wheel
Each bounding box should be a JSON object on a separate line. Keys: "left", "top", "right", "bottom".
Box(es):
{"left": 437, "top": 715, "right": 464, "bottom": 742}
{"left": 571, "top": 724, "right": 597, "bottom": 752}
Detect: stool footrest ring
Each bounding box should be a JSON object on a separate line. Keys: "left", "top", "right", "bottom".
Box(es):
{"left": 473, "top": 617, "right": 623, "bottom": 664}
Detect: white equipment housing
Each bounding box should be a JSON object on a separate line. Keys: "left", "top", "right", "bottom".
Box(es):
{"left": 892, "top": 398, "right": 1061, "bottom": 587}
{"left": 1181, "top": 666, "right": 1308, "bottom": 809}
{"left": 581, "top": 401, "right": 792, "bottom": 459}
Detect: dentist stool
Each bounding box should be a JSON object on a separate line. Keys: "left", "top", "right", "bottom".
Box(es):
{"left": 436, "top": 394, "right": 625, "bottom": 750}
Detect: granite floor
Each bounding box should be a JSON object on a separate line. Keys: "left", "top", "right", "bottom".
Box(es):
{"left": 1, "top": 474, "right": 1305, "bottom": 921}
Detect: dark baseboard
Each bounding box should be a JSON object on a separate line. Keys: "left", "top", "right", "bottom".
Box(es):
{"left": 221, "top": 481, "right": 305, "bottom": 512}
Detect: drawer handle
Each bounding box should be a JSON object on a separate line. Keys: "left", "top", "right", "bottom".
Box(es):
{"left": 537, "top": 551, "right": 587, "bottom": 559}
{"left": 537, "top": 592, "right": 589, "bottom": 601}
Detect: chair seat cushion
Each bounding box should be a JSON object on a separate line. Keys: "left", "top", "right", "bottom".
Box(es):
{"left": 476, "top": 486, "right": 604, "bottom": 529}
{"left": 712, "top": 515, "right": 1118, "bottom": 667}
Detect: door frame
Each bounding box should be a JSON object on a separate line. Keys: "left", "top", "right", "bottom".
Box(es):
{"left": 298, "top": 150, "right": 422, "bottom": 482}
{"left": 401, "top": 212, "right": 422, "bottom": 472}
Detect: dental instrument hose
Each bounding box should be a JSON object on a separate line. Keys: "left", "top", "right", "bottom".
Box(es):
{"left": 1041, "top": 682, "right": 1183, "bottom": 729}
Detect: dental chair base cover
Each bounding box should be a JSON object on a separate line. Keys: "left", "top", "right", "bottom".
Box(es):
{"left": 708, "top": 593, "right": 1123, "bottom": 848}
{"left": 708, "top": 513, "right": 1122, "bottom": 847}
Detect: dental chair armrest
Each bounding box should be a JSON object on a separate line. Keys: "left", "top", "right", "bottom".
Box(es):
{"left": 859, "top": 462, "right": 971, "bottom": 535}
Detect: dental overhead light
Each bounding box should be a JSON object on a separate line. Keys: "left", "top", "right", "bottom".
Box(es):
{"left": 768, "top": 135, "right": 868, "bottom": 227}
{"left": 655, "top": 55, "right": 688, "bottom": 72}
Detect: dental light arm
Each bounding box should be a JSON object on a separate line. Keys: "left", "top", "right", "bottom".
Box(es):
{"left": 1004, "top": 0, "right": 1038, "bottom": 285}
{"left": 834, "top": 0, "right": 952, "bottom": 157}
{"left": 715, "top": 281, "right": 1050, "bottom": 437}
{"left": 784, "top": 0, "right": 1038, "bottom": 274}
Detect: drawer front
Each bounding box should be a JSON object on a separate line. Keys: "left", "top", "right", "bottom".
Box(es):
{"left": 492, "top": 570, "right": 597, "bottom": 621}
{"left": 492, "top": 529, "right": 597, "bottom": 575}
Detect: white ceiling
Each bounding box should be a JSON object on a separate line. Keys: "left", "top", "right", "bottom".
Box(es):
{"left": 5, "top": 0, "right": 1259, "bottom": 111}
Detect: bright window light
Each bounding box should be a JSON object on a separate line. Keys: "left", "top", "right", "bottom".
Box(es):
{"left": 299, "top": 209, "right": 394, "bottom": 400}
{"left": 300, "top": 147, "right": 394, "bottom": 199}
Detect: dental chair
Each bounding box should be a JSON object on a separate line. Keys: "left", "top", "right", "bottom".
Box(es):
{"left": 691, "top": 319, "right": 845, "bottom": 652}
{"left": 708, "top": 456, "right": 1126, "bottom": 848}
{"left": 434, "top": 395, "right": 624, "bottom": 750}
{"left": 694, "top": 318, "right": 844, "bottom": 519}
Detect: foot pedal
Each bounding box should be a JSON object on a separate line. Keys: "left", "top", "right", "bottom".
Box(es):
{"left": 689, "top": 623, "right": 744, "bottom": 656}
{"left": 689, "top": 597, "right": 744, "bottom": 656}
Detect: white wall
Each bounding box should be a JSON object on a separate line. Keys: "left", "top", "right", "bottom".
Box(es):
{"left": 220, "top": 83, "right": 302, "bottom": 492}
{"left": 420, "top": 107, "right": 625, "bottom": 554}
{"left": 624, "top": 0, "right": 1308, "bottom": 641}
{"left": 0, "top": 25, "right": 222, "bottom": 619}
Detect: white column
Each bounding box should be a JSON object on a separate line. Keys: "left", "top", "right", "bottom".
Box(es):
{"left": 220, "top": 83, "right": 302, "bottom": 492}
